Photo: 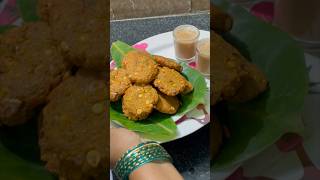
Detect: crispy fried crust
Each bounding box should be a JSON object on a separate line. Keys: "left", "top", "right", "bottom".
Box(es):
{"left": 122, "top": 51, "right": 158, "bottom": 84}
{"left": 155, "top": 92, "right": 180, "bottom": 114}
{"left": 39, "top": 70, "right": 108, "bottom": 180}
{"left": 154, "top": 67, "right": 187, "bottom": 96}
{"left": 153, "top": 55, "right": 183, "bottom": 72}
{"left": 110, "top": 69, "right": 131, "bottom": 102}
{"left": 227, "top": 63, "right": 268, "bottom": 102}
{"left": 38, "top": 0, "right": 107, "bottom": 70}
{"left": 181, "top": 81, "right": 194, "bottom": 95}
{"left": 122, "top": 85, "right": 158, "bottom": 120}
{"left": 0, "top": 22, "right": 69, "bottom": 126}
{"left": 211, "top": 31, "right": 247, "bottom": 104}
{"left": 211, "top": 31, "right": 268, "bottom": 103}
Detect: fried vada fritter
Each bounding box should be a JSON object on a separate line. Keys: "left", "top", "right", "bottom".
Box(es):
{"left": 110, "top": 69, "right": 131, "bottom": 102}
{"left": 228, "top": 63, "right": 268, "bottom": 102}
{"left": 38, "top": 0, "right": 107, "bottom": 70}
{"left": 154, "top": 67, "right": 187, "bottom": 96}
{"left": 39, "top": 70, "right": 108, "bottom": 180}
{"left": 155, "top": 92, "right": 180, "bottom": 114}
{"left": 211, "top": 31, "right": 246, "bottom": 104}
{"left": 211, "top": 31, "right": 267, "bottom": 104}
{"left": 153, "top": 55, "right": 183, "bottom": 72}
{"left": 122, "top": 51, "right": 158, "bottom": 84}
{"left": 0, "top": 22, "right": 69, "bottom": 126}
{"left": 122, "top": 85, "right": 158, "bottom": 120}
{"left": 181, "top": 81, "right": 194, "bottom": 95}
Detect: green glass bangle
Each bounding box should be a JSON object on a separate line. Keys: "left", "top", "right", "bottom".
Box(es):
{"left": 114, "top": 141, "right": 172, "bottom": 180}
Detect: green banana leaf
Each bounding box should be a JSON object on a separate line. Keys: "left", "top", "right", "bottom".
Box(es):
{"left": 0, "top": 119, "right": 56, "bottom": 179}
{"left": 0, "top": 25, "right": 16, "bottom": 33}
{"left": 110, "top": 41, "right": 135, "bottom": 68}
{"left": 17, "top": 0, "right": 40, "bottom": 22}
{"left": 110, "top": 41, "right": 207, "bottom": 141}
{"left": 0, "top": 145, "right": 54, "bottom": 180}
{"left": 176, "top": 63, "right": 207, "bottom": 116}
{"left": 212, "top": 0, "right": 308, "bottom": 169}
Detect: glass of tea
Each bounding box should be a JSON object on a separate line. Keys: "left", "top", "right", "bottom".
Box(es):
{"left": 196, "top": 38, "right": 210, "bottom": 78}
{"left": 173, "top": 25, "right": 200, "bottom": 62}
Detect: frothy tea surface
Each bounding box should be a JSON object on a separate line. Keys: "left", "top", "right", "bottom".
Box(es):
{"left": 175, "top": 28, "right": 198, "bottom": 41}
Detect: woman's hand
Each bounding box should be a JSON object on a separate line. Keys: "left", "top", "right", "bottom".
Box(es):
{"left": 110, "top": 128, "right": 183, "bottom": 180}
{"left": 110, "top": 128, "right": 141, "bottom": 168}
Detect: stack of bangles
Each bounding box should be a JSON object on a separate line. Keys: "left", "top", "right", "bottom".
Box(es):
{"left": 114, "top": 141, "right": 172, "bottom": 180}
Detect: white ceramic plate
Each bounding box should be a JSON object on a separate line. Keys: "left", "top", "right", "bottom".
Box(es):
{"left": 110, "top": 30, "right": 210, "bottom": 143}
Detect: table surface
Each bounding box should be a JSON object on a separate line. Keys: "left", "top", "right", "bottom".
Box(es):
{"left": 110, "top": 12, "right": 210, "bottom": 180}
